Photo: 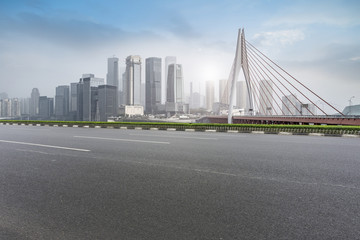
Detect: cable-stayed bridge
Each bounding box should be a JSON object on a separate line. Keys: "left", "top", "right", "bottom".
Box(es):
{"left": 199, "top": 29, "right": 360, "bottom": 125}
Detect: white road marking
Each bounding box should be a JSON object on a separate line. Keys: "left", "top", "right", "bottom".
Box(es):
{"left": 73, "top": 135, "right": 170, "bottom": 144}
{"left": 15, "top": 148, "right": 50, "bottom": 155}
{"left": 0, "top": 140, "right": 90, "bottom": 152}
{"left": 129, "top": 133, "right": 218, "bottom": 140}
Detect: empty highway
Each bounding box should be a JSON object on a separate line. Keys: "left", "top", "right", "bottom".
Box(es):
{"left": 0, "top": 124, "right": 359, "bottom": 239}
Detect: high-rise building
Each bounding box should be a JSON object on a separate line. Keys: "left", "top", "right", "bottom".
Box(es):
{"left": 98, "top": 85, "right": 117, "bottom": 122}
{"left": 0, "top": 99, "right": 11, "bottom": 117}
{"left": 70, "top": 83, "right": 78, "bottom": 112}
{"left": 191, "top": 92, "right": 201, "bottom": 109}
{"left": 120, "top": 71, "right": 127, "bottom": 106}
{"left": 205, "top": 81, "right": 214, "bottom": 111}
{"left": 259, "top": 80, "right": 273, "bottom": 115}
{"left": 55, "top": 85, "right": 70, "bottom": 120}
{"left": 219, "top": 79, "right": 229, "bottom": 105}
{"left": 125, "top": 55, "right": 142, "bottom": 105}
{"left": 282, "top": 94, "right": 301, "bottom": 115}
{"left": 107, "top": 57, "right": 119, "bottom": 88}
{"left": 165, "top": 63, "right": 185, "bottom": 115}
{"left": 107, "top": 57, "right": 119, "bottom": 108}
{"left": 30, "top": 88, "right": 40, "bottom": 117}
{"left": 38, "top": 96, "right": 53, "bottom": 120}
{"left": 164, "top": 56, "right": 176, "bottom": 104}
{"left": 20, "top": 98, "right": 30, "bottom": 115}
{"left": 166, "top": 64, "right": 184, "bottom": 103}
{"left": 236, "top": 81, "right": 249, "bottom": 111}
{"left": 145, "top": 57, "right": 162, "bottom": 114}
{"left": 77, "top": 74, "right": 104, "bottom": 121}
{"left": 300, "top": 103, "right": 316, "bottom": 115}
{"left": 11, "top": 98, "right": 21, "bottom": 117}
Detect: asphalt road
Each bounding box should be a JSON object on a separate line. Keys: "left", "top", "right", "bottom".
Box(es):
{"left": 0, "top": 124, "right": 359, "bottom": 239}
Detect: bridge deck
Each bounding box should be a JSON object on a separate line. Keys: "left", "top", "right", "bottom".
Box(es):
{"left": 197, "top": 116, "right": 360, "bottom": 126}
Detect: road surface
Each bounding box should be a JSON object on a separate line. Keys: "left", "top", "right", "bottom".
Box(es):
{"left": 0, "top": 124, "right": 359, "bottom": 239}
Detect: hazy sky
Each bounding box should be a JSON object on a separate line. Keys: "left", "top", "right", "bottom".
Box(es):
{"left": 0, "top": 0, "right": 359, "bottom": 110}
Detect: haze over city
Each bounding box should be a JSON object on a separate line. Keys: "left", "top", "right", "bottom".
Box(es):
{"left": 0, "top": 0, "right": 359, "bottom": 110}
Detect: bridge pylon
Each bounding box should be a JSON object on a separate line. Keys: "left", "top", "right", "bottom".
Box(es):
{"left": 226, "top": 29, "right": 344, "bottom": 124}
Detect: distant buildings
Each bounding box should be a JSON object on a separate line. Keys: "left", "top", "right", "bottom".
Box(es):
{"left": 236, "top": 81, "right": 249, "bottom": 113}
{"left": 166, "top": 64, "right": 184, "bottom": 103}
{"left": 145, "top": 57, "right": 162, "bottom": 114}
{"left": 55, "top": 85, "right": 69, "bottom": 120}
{"left": 164, "top": 56, "right": 176, "bottom": 104}
{"left": 98, "top": 85, "right": 117, "bottom": 121}
{"left": 107, "top": 57, "right": 119, "bottom": 88}
{"left": 259, "top": 80, "right": 273, "bottom": 115}
{"left": 76, "top": 74, "right": 104, "bottom": 121}
{"left": 2, "top": 55, "right": 194, "bottom": 121}
{"left": 205, "top": 81, "right": 214, "bottom": 111}
{"left": 219, "top": 79, "right": 229, "bottom": 105}
{"left": 166, "top": 63, "right": 187, "bottom": 115}
{"left": 107, "top": 57, "right": 119, "bottom": 107}
{"left": 282, "top": 94, "right": 301, "bottom": 115}
{"left": 39, "top": 96, "right": 53, "bottom": 119}
{"left": 125, "top": 55, "right": 142, "bottom": 106}
{"left": 30, "top": 88, "right": 40, "bottom": 117}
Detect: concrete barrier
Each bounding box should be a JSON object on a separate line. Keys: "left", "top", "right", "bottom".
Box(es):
{"left": 252, "top": 131, "right": 265, "bottom": 134}
{"left": 309, "top": 133, "right": 324, "bottom": 137}
{"left": 205, "top": 129, "right": 217, "bottom": 132}
{"left": 279, "top": 132, "right": 292, "bottom": 135}
{"left": 185, "top": 129, "right": 195, "bottom": 132}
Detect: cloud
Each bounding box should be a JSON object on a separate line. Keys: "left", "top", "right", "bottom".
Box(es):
{"left": 265, "top": 2, "right": 360, "bottom": 27}
{"left": 252, "top": 29, "right": 305, "bottom": 47}
{"left": 0, "top": 12, "right": 161, "bottom": 50}
{"left": 159, "top": 14, "right": 200, "bottom": 39}
{"left": 350, "top": 56, "right": 360, "bottom": 61}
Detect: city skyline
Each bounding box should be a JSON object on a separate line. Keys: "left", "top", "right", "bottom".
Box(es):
{"left": 0, "top": 0, "right": 359, "bottom": 111}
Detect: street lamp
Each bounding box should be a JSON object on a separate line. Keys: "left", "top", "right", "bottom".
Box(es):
{"left": 349, "top": 96, "right": 355, "bottom": 115}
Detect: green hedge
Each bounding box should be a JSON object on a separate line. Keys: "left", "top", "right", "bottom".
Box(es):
{"left": 1, "top": 120, "right": 360, "bottom": 135}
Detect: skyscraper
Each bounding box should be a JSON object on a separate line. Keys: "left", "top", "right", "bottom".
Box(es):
{"left": 20, "top": 98, "right": 30, "bottom": 115}
{"left": 11, "top": 98, "right": 21, "bottom": 117}
{"left": 77, "top": 74, "right": 103, "bottom": 121}
{"left": 145, "top": 57, "right": 162, "bottom": 114}
{"left": 205, "top": 81, "right": 214, "bottom": 111}
{"left": 219, "top": 79, "right": 229, "bottom": 105}
{"left": 106, "top": 57, "right": 119, "bottom": 88}
{"left": 107, "top": 57, "right": 119, "bottom": 108}
{"left": 0, "top": 99, "right": 11, "bottom": 117}
{"left": 55, "top": 85, "right": 70, "bottom": 120}
{"left": 30, "top": 88, "right": 40, "bottom": 117}
{"left": 166, "top": 64, "right": 184, "bottom": 103}
{"left": 236, "top": 81, "right": 249, "bottom": 111}
{"left": 125, "top": 55, "right": 142, "bottom": 105}
{"left": 70, "top": 83, "right": 78, "bottom": 112}
{"left": 98, "top": 85, "right": 117, "bottom": 121}
{"left": 259, "top": 80, "right": 273, "bottom": 115}
{"left": 164, "top": 56, "right": 176, "bottom": 104}
{"left": 282, "top": 94, "right": 301, "bottom": 115}
{"left": 39, "top": 96, "right": 53, "bottom": 120}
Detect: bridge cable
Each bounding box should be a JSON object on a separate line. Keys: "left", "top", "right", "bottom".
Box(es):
{"left": 246, "top": 45, "right": 304, "bottom": 115}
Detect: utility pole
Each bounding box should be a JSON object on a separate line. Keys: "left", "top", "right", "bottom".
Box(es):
{"left": 349, "top": 96, "right": 355, "bottom": 115}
